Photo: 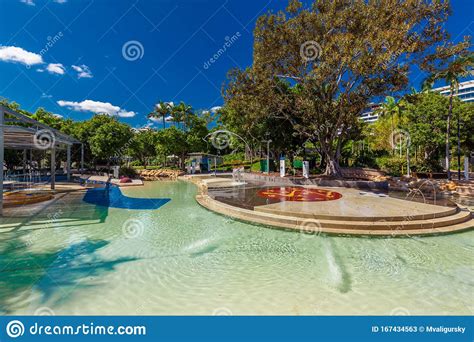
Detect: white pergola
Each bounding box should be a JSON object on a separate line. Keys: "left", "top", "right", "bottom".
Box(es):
{"left": 0, "top": 105, "right": 83, "bottom": 216}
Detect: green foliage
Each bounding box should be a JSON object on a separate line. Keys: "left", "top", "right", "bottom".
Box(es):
{"left": 119, "top": 166, "right": 137, "bottom": 177}
{"left": 402, "top": 92, "right": 448, "bottom": 161}
{"left": 2, "top": 99, "right": 211, "bottom": 171}
{"left": 185, "top": 115, "right": 208, "bottom": 153}
{"left": 351, "top": 153, "right": 378, "bottom": 169}
{"left": 223, "top": 0, "right": 453, "bottom": 176}
{"left": 375, "top": 156, "right": 407, "bottom": 177}
{"left": 128, "top": 130, "right": 157, "bottom": 168}
{"left": 223, "top": 152, "right": 245, "bottom": 163}
{"left": 155, "top": 126, "right": 188, "bottom": 166}
{"left": 88, "top": 117, "right": 133, "bottom": 164}
{"left": 411, "top": 159, "right": 443, "bottom": 173}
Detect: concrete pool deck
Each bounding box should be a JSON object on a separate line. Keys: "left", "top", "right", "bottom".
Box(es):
{"left": 191, "top": 176, "right": 474, "bottom": 236}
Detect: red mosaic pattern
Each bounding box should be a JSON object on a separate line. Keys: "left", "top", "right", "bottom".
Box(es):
{"left": 257, "top": 187, "right": 342, "bottom": 202}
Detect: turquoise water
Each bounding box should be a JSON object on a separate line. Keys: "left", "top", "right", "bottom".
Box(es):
{"left": 0, "top": 181, "right": 473, "bottom": 315}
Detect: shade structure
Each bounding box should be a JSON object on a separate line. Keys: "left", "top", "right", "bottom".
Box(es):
{"left": 0, "top": 105, "right": 83, "bottom": 215}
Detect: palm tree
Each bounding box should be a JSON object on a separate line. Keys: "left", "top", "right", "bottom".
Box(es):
{"left": 423, "top": 54, "right": 474, "bottom": 180}
{"left": 148, "top": 101, "right": 173, "bottom": 129}
{"left": 376, "top": 96, "right": 400, "bottom": 154}
{"left": 172, "top": 102, "right": 193, "bottom": 130}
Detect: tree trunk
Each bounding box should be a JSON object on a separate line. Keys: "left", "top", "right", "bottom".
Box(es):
{"left": 446, "top": 93, "right": 453, "bottom": 180}
{"left": 322, "top": 136, "right": 343, "bottom": 178}
{"left": 324, "top": 154, "right": 342, "bottom": 177}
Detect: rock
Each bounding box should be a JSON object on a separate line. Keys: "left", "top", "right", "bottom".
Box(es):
{"left": 137, "top": 168, "right": 183, "bottom": 181}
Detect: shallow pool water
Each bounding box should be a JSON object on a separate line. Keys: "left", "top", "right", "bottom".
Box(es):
{"left": 0, "top": 181, "right": 473, "bottom": 315}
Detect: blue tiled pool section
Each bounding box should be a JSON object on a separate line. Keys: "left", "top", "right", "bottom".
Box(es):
{"left": 83, "top": 185, "right": 170, "bottom": 210}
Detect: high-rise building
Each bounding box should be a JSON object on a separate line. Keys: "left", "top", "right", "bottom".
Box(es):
{"left": 359, "top": 103, "right": 381, "bottom": 123}
{"left": 433, "top": 79, "right": 474, "bottom": 103}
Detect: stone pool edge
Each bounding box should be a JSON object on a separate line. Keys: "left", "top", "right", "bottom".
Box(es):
{"left": 183, "top": 177, "right": 474, "bottom": 237}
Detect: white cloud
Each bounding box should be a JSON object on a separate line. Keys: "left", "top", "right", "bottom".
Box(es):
{"left": 0, "top": 46, "right": 43, "bottom": 66}
{"left": 71, "top": 64, "right": 93, "bottom": 78}
{"left": 57, "top": 99, "right": 136, "bottom": 117}
{"left": 41, "top": 93, "right": 52, "bottom": 98}
{"left": 21, "top": 0, "right": 67, "bottom": 4}
{"left": 20, "top": 0, "right": 35, "bottom": 6}
{"left": 156, "top": 101, "right": 174, "bottom": 109}
{"left": 46, "top": 63, "right": 65, "bottom": 75}
{"left": 210, "top": 106, "right": 222, "bottom": 113}
{"left": 52, "top": 113, "right": 63, "bottom": 118}
{"left": 150, "top": 115, "right": 172, "bottom": 123}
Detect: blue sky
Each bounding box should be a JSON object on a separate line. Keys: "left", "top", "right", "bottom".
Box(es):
{"left": 0, "top": 0, "right": 473, "bottom": 128}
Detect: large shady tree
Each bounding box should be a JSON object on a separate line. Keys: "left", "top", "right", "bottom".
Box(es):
{"left": 224, "top": 0, "right": 460, "bottom": 176}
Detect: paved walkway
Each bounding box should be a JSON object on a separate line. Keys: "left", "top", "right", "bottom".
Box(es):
{"left": 255, "top": 186, "right": 455, "bottom": 221}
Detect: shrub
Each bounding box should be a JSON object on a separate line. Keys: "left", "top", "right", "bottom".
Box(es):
{"left": 412, "top": 159, "right": 443, "bottom": 173}
{"left": 223, "top": 152, "right": 245, "bottom": 163}
{"left": 350, "top": 153, "right": 378, "bottom": 168}
{"left": 375, "top": 156, "right": 407, "bottom": 176}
